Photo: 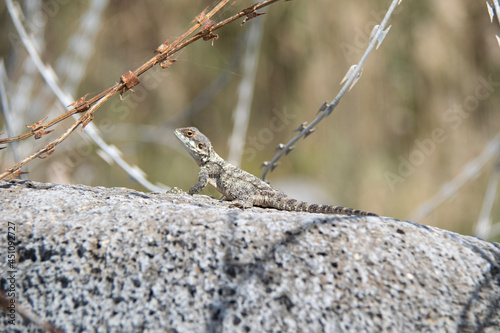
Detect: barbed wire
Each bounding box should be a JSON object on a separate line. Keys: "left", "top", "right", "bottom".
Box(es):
{"left": 409, "top": 132, "right": 500, "bottom": 226}
{"left": 0, "top": 0, "right": 286, "bottom": 184}
{"left": 261, "top": 0, "right": 401, "bottom": 180}
{"left": 3, "top": 0, "right": 166, "bottom": 191}
{"left": 410, "top": 1, "right": 500, "bottom": 240}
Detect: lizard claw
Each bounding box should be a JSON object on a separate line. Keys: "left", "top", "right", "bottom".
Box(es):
{"left": 167, "top": 187, "right": 184, "bottom": 195}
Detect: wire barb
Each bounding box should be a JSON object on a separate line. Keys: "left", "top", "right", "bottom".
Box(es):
{"left": 294, "top": 122, "right": 308, "bottom": 132}
{"left": 240, "top": 4, "right": 267, "bottom": 25}
{"left": 155, "top": 38, "right": 170, "bottom": 53}
{"left": 369, "top": 24, "right": 391, "bottom": 49}
{"left": 341, "top": 65, "right": 363, "bottom": 91}
{"left": 316, "top": 102, "right": 328, "bottom": 115}
{"left": 304, "top": 127, "right": 317, "bottom": 138}
{"left": 119, "top": 70, "right": 141, "bottom": 97}
{"left": 67, "top": 93, "right": 89, "bottom": 109}
{"left": 487, "top": 0, "right": 500, "bottom": 25}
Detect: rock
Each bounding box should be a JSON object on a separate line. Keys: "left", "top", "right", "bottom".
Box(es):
{"left": 0, "top": 179, "right": 499, "bottom": 332}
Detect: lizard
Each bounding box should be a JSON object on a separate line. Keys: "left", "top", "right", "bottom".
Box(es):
{"left": 175, "top": 127, "right": 377, "bottom": 216}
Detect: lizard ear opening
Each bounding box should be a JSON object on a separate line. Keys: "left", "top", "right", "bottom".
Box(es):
{"left": 198, "top": 143, "right": 204, "bottom": 150}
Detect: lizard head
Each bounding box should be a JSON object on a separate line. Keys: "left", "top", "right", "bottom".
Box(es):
{"left": 175, "top": 127, "right": 213, "bottom": 166}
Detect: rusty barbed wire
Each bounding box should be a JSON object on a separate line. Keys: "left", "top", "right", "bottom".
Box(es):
{"left": 0, "top": 0, "right": 286, "bottom": 181}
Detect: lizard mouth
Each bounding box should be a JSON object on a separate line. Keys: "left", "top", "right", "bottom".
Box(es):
{"left": 174, "top": 129, "right": 189, "bottom": 145}
{"left": 174, "top": 128, "right": 183, "bottom": 139}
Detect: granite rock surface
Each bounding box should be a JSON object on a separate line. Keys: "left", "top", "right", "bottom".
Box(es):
{"left": 0, "top": 179, "right": 499, "bottom": 332}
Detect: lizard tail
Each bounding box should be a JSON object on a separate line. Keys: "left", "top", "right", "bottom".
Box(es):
{"left": 272, "top": 196, "right": 377, "bottom": 216}
{"left": 320, "top": 204, "right": 377, "bottom": 216}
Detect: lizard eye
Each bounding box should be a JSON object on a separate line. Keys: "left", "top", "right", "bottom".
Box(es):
{"left": 198, "top": 143, "right": 204, "bottom": 150}
{"left": 185, "top": 130, "right": 194, "bottom": 137}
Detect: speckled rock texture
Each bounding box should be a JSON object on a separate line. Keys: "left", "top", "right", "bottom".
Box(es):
{"left": 0, "top": 179, "right": 499, "bottom": 333}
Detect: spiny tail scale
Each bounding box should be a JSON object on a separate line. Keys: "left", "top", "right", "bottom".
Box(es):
{"left": 258, "top": 193, "right": 377, "bottom": 216}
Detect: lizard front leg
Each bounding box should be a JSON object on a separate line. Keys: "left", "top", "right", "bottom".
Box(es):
{"left": 188, "top": 167, "right": 209, "bottom": 194}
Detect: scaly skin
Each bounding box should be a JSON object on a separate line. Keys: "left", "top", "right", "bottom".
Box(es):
{"left": 175, "top": 127, "right": 377, "bottom": 216}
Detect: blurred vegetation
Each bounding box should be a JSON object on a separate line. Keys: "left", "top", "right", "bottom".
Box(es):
{"left": 0, "top": 0, "right": 499, "bottom": 240}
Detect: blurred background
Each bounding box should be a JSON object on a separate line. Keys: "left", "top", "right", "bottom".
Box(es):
{"left": 0, "top": 0, "right": 499, "bottom": 240}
